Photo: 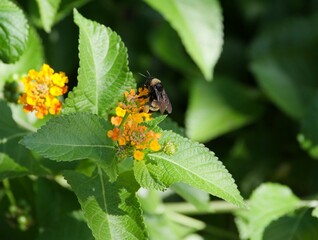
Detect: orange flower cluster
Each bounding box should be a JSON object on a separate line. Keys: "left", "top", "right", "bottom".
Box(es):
{"left": 18, "top": 64, "right": 68, "bottom": 119}
{"left": 107, "top": 88, "right": 161, "bottom": 161}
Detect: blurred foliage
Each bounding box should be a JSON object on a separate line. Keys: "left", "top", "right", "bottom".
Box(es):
{"left": 1, "top": 0, "right": 318, "bottom": 239}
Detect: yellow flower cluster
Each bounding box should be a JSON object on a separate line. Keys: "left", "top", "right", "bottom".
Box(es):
{"left": 107, "top": 88, "right": 161, "bottom": 161}
{"left": 18, "top": 64, "right": 68, "bottom": 119}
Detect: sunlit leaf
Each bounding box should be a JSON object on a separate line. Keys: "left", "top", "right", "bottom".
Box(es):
{"left": 235, "top": 183, "right": 301, "bottom": 240}
{"left": 136, "top": 130, "right": 245, "bottom": 208}
{"left": 186, "top": 77, "right": 263, "bottom": 142}
{"left": 64, "top": 169, "right": 147, "bottom": 240}
{"left": 35, "top": 0, "right": 61, "bottom": 32}
{"left": 0, "top": 0, "right": 28, "bottom": 63}
{"left": 171, "top": 183, "right": 209, "bottom": 211}
{"left": 20, "top": 112, "right": 116, "bottom": 179}
{"left": 63, "top": 10, "right": 135, "bottom": 116}
{"left": 145, "top": 0, "right": 223, "bottom": 81}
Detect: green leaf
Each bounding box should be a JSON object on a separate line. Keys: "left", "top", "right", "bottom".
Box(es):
{"left": 186, "top": 77, "right": 263, "bottom": 142}
{"left": 249, "top": 15, "right": 318, "bottom": 119}
{"left": 139, "top": 190, "right": 198, "bottom": 240}
{"left": 20, "top": 112, "right": 117, "bottom": 178}
{"left": 171, "top": 183, "right": 209, "bottom": 211}
{"left": 64, "top": 169, "right": 147, "bottom": 240}
{"left": 0, "top": 100, "right": 45, "bottom": 175}
{"left": 136, "top": 130, "right": 245, "bottom": 208}
{"left": 63, "top": 10, "right": 135, "bottom": 116}
{"left": 0, "top": 27, "right": 44, "bottom": 90}
{"left": 145, "top": 0, "right": 223, "bottom": 81}
{"left": 35, "top": 0, "right": 61, "bottom": 32}
{"left": 149, "top": 23, "right": 196, "bottom": 74}
{"left": 56, "top": 0, "right": 90, "bottom": 23}
{"left": 235, "top": 183, "right": 301, "bottom": 240}
{"left": 264, "top": 208, "right": 318, "bottom": 240}
{"left": 159, "top": 117, "right": 185, "bottom": 136}
{"left": 0, "top": 0, "right": 28, "bottom": 63}
{"left": 0, "top": 153, "right": 28, "bottom": 180}
{"left": 134, "top": 160, "right": 166, "bottom": 190}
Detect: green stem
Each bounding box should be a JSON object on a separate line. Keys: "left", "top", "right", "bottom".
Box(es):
{"left": 119, "top": 112, "right": 129, "bottom": 130}
{"left": 166, "top": 208, "right": 239, "bottom": 240}
{"left": 165, "top": 200, "right": 243, "bottom": 215}
{"left": 3, "top": 179, "right": 17, "bottom": 206}
{"left": 300, "top": 200, "right": 318, "bottom": 208}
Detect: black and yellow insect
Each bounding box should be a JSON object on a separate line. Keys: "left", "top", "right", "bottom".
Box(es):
{"left": 142, "top": 73, "right": 172, "bottom": 114}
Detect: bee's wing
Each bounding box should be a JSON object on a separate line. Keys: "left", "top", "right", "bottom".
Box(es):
{"left": 154, "top": 88, "right": 165, "bottom": 114}
{"left": 162, "top": 89, "right": 172, "bottom": 114}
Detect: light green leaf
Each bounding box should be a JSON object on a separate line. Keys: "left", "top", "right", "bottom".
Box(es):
{"left": 171, "top": 183, "right": 209, "bottom": 211}
{"left": 186, "top": 77, "right": 263, "bottom": 142}
{"left": 64, "top": 169, "right": 147, "bottom": 240}
{"left": 250, "top": 15, "right": 318, "bottom": 119}
{"left": 0, "top": 27, "right": 44, "bottom": 90}
{"left": 0, "top": 0, "right": 28, "bottom": 63}
{"left": 0, "top": 153, "right": 28, "bottom": 180}
{"left": 312, "top": 206, "right": 318, "bottom": 218}
{"left": 264, "top": 208, "right": 318, "bottom": 240}
{"left": 0, "top": 100, "right": 45, "bottom": 175}
{"left": 134, "top": 160, "right": 166, "bottom": 190}
{"left": 235, "top": 183, "right": 301, "bottom": 240}
{"left": 145, "top": 0, "right": 223, "bottom": 81}
{"left": 63, "top": 10, "right": 135, "bottom": 116}
{"left": 36, "top": 0, "right": 61, "bottom": 32}
{"left": 137, "top": 130, "right": 245, "bottom": 208}
{"left": 139, "top": 190, "right": 198, "bottom": 240}
{"left": 20, "top": 112, "right": 117, "bottom": 179}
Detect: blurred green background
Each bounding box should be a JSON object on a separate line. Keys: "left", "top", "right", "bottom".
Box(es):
{"left": 2, "top": 0, "right": 318, "bottom": 239}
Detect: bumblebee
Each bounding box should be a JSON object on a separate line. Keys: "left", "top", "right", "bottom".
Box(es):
{"left": 142, "top": 74, "right": 172, "bottom": 114}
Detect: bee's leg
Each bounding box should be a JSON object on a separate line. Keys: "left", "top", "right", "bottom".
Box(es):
{"left": 143, "top": 104, "right": 150, "bottom": 113}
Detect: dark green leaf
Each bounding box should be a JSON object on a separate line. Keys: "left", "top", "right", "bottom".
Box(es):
{"left": 0, "top": 27, "right": 43, "bottom": 90}
{"left": 0, "top": 100, "right": 45, "bottom": 176}
{"left": 250, "top": 15, "right": 318, "bottom": 119}
{"left": 264, "top": 208, "right": 318, "bottom": 240}
{"left": 0, "top": 153, "right": 28, "bottom": 180}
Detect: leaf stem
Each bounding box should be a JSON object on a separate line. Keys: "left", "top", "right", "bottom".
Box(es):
{"left": 166, "top": 209, "right": 239, "bottom": 239}
{"left": 165, "top": 200, "right": 243, "bottom": 215}
{"left": 3, "top": 179, "right": 17, "bottom": 206}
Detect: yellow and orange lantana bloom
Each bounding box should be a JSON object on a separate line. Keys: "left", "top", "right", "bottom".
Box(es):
{"left": 18, "top": 64, "right": 68, "bottom": 119}
{"left": 107, "top": 88, "right": 161, "bottom": 161}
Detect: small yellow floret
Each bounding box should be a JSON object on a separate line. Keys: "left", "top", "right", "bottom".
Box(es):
{"left": 134, "top": 150, "right": 145, "bottom": 161}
